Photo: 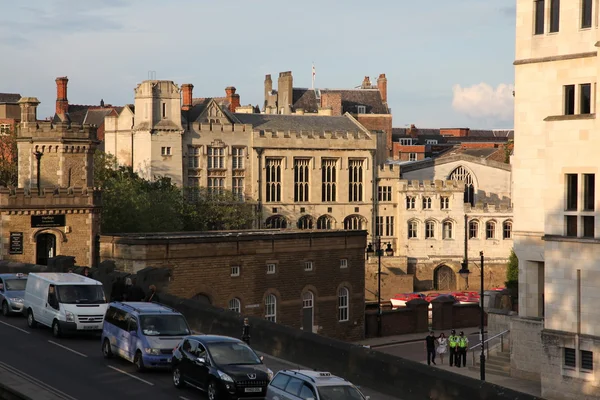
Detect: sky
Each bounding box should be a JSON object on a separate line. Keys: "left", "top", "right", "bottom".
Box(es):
{"left": 0, "top": 0, "right": 516, "bottom": 129}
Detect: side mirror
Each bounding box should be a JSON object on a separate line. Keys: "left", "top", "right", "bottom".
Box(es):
{"left": 196, "top": 357, "right": 206, "bottom": 365}
{"left": 365, "top": 397, "right": 371, "bottom": 400}
{"left": 260, "top": 356, "right": 264, "bottom": 361}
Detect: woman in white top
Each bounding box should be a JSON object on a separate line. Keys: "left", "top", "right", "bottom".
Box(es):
{"left": 436, "top": 332, "right": 448, "bottom": 364}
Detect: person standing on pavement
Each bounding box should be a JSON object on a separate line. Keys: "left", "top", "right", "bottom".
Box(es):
{"left": 456, "top": 331, "right": 469, "bottom": 367}
{"left": 144, "top": 285, "right": 160, "bottom": 303}
{"left": 242, "top": 318, "right": 251, "bottom": 345}
{"left": 448, "top": 329, "right": 458, "bottom": 367}
{"left": 436, "top": 333, "right": 448, "bottom": 365}
{"left": 425, "top": 331, "right": 436, "bottom": 365}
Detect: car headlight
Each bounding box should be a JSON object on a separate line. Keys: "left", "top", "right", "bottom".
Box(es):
{"left": 217, "top": 370, "right": 234, "bottom": 382}
{"left": 65, "top": 311, "right": 74, "bottom": 322}
{"left": 267, "top": 368, "right": 274, "bottom": 380}
{"left": 9, "top": 298, "right": 23, "bottom": 304}
{"left": 144, "top": 348, "right": 161, "bottom": 355}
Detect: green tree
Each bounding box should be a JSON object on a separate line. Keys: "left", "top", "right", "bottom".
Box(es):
{"left": 0, "top": 125, "right": 18, "bottom": 187}
{"left": 183, "top": 187, "right": 255, "bottom": 231}
{"left": 505, "top": 248, "right": 519, "bottom": 301}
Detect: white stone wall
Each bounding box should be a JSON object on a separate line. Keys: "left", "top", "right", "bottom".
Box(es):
{"left": 510, "top": 316, "right": 542, "bottom": 381}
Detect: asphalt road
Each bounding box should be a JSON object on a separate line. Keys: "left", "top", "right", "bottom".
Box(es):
{"left": 0, "top": 315, "right": 401, "bottom": 400}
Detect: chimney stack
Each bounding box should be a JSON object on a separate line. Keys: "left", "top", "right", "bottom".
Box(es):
{"left": 55, "top": 76, "right": 69, "bottom": 115}
{"left": 181, "top": 84, "right": 194, "bottom": 111}
{"left": 361, "top": 76, "right": 371, "bottom": 89}
{"left": 225, "top": 86, "right": 240, "bottom": 113}
{"left": 18, "top": 97, "right": 41, "bottom": 125}
{"left": 377, "top": 73, "right": 388, "bottom": 103}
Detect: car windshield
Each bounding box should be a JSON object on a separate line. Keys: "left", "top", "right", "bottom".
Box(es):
{"left": 140, "top": 315, "right": 190, "bottom": 336}
{"left": 318, "top": 385, "right": 365, "bottom": 400}
{"left": 208, "top": 342, "right": 261, "bottom": 365}
{"left": 4, "top": 279, "right": 27, "bottom": 291}
{"left": 56, "top": 285, "right": 106, "bottom": 304}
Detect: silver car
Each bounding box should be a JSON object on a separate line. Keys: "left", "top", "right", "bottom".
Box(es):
{"left": 0, "top": 273, "right": 28, "bottom": 316}
{"left": 266, "top": 370, "right": 370, "bottom": 400}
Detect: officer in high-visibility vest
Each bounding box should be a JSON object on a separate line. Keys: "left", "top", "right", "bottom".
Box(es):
{"left": 448, "top": 329, "right": 458, "bottom": 367}
{"left": 457, "top": 331, "right": 469, "bottom": 367}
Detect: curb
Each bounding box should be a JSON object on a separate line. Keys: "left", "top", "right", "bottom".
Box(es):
{"left": 364, "top": 330, "right": 487, "bottom": 349}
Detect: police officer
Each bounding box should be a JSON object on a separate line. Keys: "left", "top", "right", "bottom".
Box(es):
{"left": 448, "top": 329, "right": 458, "bottom": 367}
{"left": 457, "top": 331, "right": 469, "bottom": 367}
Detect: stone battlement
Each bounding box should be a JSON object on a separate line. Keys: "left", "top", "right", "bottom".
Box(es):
{"left": 400, "top": 179, "right": 465, "bottom": 191}
{"left": 18, "top": 121, "right": 98, "bottom": 141}
{"left": 256, "top": 129, "right": 367, "bottom": 140}
{"left": 0, "top": 186, "right": 101, "bottom": 208}
{"left": 197, "top": 123, "right": 252, "bottom": 132}
{"left": 465, "top": 202, "right": 513, "bottom": 213}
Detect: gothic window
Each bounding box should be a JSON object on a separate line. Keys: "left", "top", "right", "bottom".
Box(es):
{"left": 265, "top": 158, "right": 282, "bottom": 202}
{"left": 443, "top": 221, "right": 453, "bottom": 239}
{"left": 408, "top": 220, "right": 418, "bottom": 238}
{"left": 232, "top": 147, "right": 245, "bottom": 169}
{"left": 503, "top": 221, "right": 512, "bottom": 239}
{"left": 406, "top": 196, "right": 416, "bottom": 209}
{"left": 294, "top": 159, "right": 310, "bottom": 202}
{"left": 266, "top": 215, "right": 287, "bottom": 229}
{"left": 425, "top": 220, "right": 436, "bottom": 239}
{"left": 469, "top": 220, "right": 479, "bottom": 239}
{"left": 297, "top": 215, "right": 314, "bottom": 230}
{"left": 321, "top": 159, "right": 337, "bottom": 202}
{"left": 449, "top": 166, "right": 475, "bottom": 206}
{"left": 317, "top": 215, "right": 334, "bottom": 230}
{"left": 422, "top": 196, "right": 432, "bottom": 209}
{"left": 207, "top": 147, "right": 225, "bottom": 169}
{"left": 486, "top": 221, "right": 496, "bottom": 239}
{"left": 344, "top": 215, "right": 365, "bottom": 230}
{"left": 348, "top": 160, "right": 364, "bottom": 202}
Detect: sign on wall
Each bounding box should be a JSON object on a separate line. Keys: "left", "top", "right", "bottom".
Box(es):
{"left": 9, "top": 232, "right": 23, "bottom": 255}
{"left": 31, "top": 214, "right": 66, "bottom": 228}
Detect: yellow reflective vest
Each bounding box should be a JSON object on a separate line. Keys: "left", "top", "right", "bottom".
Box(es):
{"left": 449, "top": 335, "right": 458, "bottom": 348}
{"left": 458, "top": 337, "right": 469, "bottom": 348}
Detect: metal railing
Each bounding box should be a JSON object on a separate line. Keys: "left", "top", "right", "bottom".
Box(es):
{"left": 469, "top": 329, "right": 509, "bottom": 366}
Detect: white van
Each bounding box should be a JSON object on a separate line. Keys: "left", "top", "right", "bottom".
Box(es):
{"left": 24, "top": 273, "right": 108, "bottom": 337}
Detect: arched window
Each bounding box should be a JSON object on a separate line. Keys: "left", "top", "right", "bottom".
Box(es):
{"left": 503, "top": 221, "right": 512, "bottom": 240}
{"left": 317, "top": 215, "right": 334, "bottom": 230}
{"left": 265, "top": 215, "right": 287, "bottom": 229}
{"left": 469, "top": 220, "right": 479, "bottom": 239}
{"left": 443, "top": 221, "right": 453, "bottom": 239}
{"left": 408, "top": 220, "right": 418, "bottom": 238}
{"left": 228, "top": 298, "right": 241, "bottom": 313}
{"left": 303, "top": 291, "right": 314, "bottom": 308}
{"left": 297, "top": 215, "right": 314, "bottom": 230}
{"left": 449, "top": 166, "right": 475, "bottom": 206}
{"left": 422, "top": 196, "right": 432, "bottom": 209}
{"left": 338, "top": 287, "right": 349, "bottom": 322}
{"left": 425, "top": 220, "right": 436, "bottom": 239}
{"left": 406, "top": 196, "right": 416, "bottom": 209}
{"left": 265, "top": 294, "right": 277, "bottom": 322}
{"left": 344, "top": 215, "right": 365, "bottom": 230}
{"left": 486, "top": 221, "right": 496, "bottom": 239}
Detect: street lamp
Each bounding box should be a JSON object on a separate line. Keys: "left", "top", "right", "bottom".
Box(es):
{"left": 457, "top": 251, "right": 486, "bottom": 381}
{"left": 366, "top": 239, "right": 393, "bottom": 337}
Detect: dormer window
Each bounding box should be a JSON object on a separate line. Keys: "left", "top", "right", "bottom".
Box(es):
{"left": 357, "top": 105, "right": 366, "bottom": 114}
{"left": 426, "top": 139, "right": 438, "bottom": 145}
{"left": 399, "top": 139, "right": 414, "bottom": 146}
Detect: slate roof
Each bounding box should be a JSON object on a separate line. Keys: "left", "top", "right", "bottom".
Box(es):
{"left": 438, "top": 147, "right": 508, "bottom": 162}
{"left": 83, "top": 109, "right": 115, "bottom": 126}
{"left": 291, "top": 88, "right": 389, "bottom": 115}
{"left": 392, "top": 127, "right": 514, "bottom": 143}
{"left": 0, "top": 93, "right": 21, "bottom": 104}
{"left": 233, "top": 113, "right": 362, "bottom": 133}
{"left": 193, "top": 97, "right": 228, "bottom": 106}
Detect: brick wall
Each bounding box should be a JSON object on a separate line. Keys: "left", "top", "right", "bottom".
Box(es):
{"left": 320, "top": 92, "right": 342, "bottom": 116}
{"left": 100, "top": 229, "right": 367, "bottom": 341}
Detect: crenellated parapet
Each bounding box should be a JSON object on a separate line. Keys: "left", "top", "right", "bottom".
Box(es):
{"left": 465, "top": 202, "right": 513, "bottom": 213}
{"left": 18, "top": 121, "right": 98, "bottom": 142}
{"left": 0, "top": 186, "right": 101, "bottom": 210}
{"left": 196, "top": 123, "right": 253, "bottom": 133}
{"left": 255, "top": 129, "right": 369, "bottom": 140}
{"left": 399, "top": 179, "right": 465, "bottom": 192}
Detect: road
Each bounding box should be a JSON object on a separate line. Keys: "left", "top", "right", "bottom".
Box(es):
{"left": 0, "top": 316, "right": 400, "bottom": 400}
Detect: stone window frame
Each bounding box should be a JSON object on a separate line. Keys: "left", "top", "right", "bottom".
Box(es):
{"left": 316, "top": 214, "right": 335, "bottom": 230}
{"left": 337, "top": 287, "right": 350, "bottom": 322}
{"left": 409, "top": 153, "right": 417, "bottom": 162}
{"left": 406, "top": 196, "right": 416, "bottom": 210}
{"left": 408, "top": 219, "right": 419, "bottom": 239}
{"left": 228, "top": 298, "right": 241, "bottom": 313}
{"left": 340, "top": 259, "right": 348, "bottom": 269}
{"left": 468, "top": 219, "right": 480, "bottom": 240}
{"left": 563, "top": 172, "right": 596, "bottom": 238}
{"left": 425, "top": 220, "right": 436, "bottom": 239}
{"left": 297, "top": 215, "right": 314, "bottom": 230}
{"left": 264, "top": 293, "right": 277, "bottom": 322}
{"left": 502, "top": 220, "right": 513, "bottom": 240}
{"left": 422, "top": 196, "right": 432, "bottom": 210}
{"left": 304, "top": 261, "right": 314, "bottom": 272}
{"left": 440, "top": 196, "right": 450, "bottom": 210}
{"left": 160, "top": 146, "right": 172, "bottom": 156}
{"left": 266, "top": 262, "right": 277, "bottom": 275}
{"left": 230, "top": 266, "right": 240, "bottom": 277}
{"left": 442, "top": 220, "right": 454, "bottom": 240}
{"left": 485, "top": 220, "right": 497, "bottom": 240}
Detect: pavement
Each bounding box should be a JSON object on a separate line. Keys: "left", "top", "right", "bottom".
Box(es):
{"left": 0, "top": 316, "right": 400, "bottom": 400}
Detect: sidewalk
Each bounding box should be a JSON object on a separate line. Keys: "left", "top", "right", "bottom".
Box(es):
{"left": 355, "top": 326, "right": 483, "bottom": 348}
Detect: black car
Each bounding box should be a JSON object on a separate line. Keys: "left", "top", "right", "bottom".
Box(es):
{"left": 172, "top": 334, "right": 274, "bottom": 400}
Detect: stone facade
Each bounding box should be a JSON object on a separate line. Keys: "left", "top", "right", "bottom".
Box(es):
{"left": 99, "top": 230, "right": 366, "bottom": 341}
{"left": 513, "top": 0, "right": 600, "bottom": 398}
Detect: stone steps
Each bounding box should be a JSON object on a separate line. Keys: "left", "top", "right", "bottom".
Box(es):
{"left": 469, "top": 351, "right": 511, "bottom": 377}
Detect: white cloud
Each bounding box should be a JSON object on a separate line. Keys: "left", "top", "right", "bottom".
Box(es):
{"left": 451, "top": 83, "right": 514, "bottom": 122}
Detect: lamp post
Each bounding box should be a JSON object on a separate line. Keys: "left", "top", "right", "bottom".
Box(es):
{"left": 366, "top": 239, "right": 394, "bottom": 337}
{"left": 33, "top": 151, "right": 43, "bottom": 196}
{"left": 458, "top": 251, "right": 485, "bottom": 381}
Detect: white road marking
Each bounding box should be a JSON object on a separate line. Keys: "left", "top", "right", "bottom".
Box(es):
{"left": 179, "top": 397, "right": 191, "bottom": 400}
{"left": 373, "top": 341, "right": 421, "bottom": 349}
{"left": 0, "top": 361, "right": 78, "bottom": 400}
{"left": 48, "top": 340, "right": 88, "bottom": 358}
{"left": 0, "top": 319, "right": 31, "bottom": 334}
{"left": 107, "top": 365, "right": 154, "bottom": 386}
{"left": 257, "top": 352, "right": 308, "bottom": 369}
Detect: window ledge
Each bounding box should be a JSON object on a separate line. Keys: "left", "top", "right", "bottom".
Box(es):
{"left": 543, "top": 234, "right": 600, "bottom": 243}
{"left": 544, "top": 114, "right": 595, "bottom": 122}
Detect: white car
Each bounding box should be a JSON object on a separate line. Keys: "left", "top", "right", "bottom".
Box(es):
{"left": 266, "top": 370, "right": 369, "bottom": 400}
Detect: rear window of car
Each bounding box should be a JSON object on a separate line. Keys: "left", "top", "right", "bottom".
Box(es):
{"left": 270, "top": 373, "right": 290, "bottom": 390}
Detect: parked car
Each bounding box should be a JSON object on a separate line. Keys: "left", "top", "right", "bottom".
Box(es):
{"left": 101, "top": 301, "right": 191, "bottom": 371}
{"left": 266, "top": 370, "right": 369, "bottom": 400}
{"left": 172, "top": 334, "right": 273, "bottom": 399}
{"left": 0, "top": 273, "right": 28, "bottom": 316}
{"left": 24, "top": 272, "right": 108, "bottom": 337}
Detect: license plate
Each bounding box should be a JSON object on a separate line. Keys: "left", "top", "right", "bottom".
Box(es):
{"left": 245, "top": 388, "right": 261, "bottom": 393}
{"left": 83, "top": 325, "right": 99, "bottom": 330}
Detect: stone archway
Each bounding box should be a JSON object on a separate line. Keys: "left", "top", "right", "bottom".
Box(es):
{"left": 192, "top": 293, "right": 212, "bottom": 305}
{"left": 433, "top": 265, "right": 456, "bottom": 291}
{"left": 36, "top": 233, "right": 57, "bottom": 266}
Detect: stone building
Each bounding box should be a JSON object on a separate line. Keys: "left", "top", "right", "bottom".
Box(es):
{"left": 511, "top": 0, "right": 600, "bottom": 398}
{"left": 0, "top": 93, "right": 21, "bottom": 134}
{"left": 99, "top": 229, "right": 366, "bottom": 341}
{"left": 0, "top": 97, "right": 101, "bottom": 266}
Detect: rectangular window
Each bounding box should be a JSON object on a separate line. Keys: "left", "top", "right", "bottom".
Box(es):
{"left": 582, "top": 0, "right": 593, "bottom": 28}
{"left": 550, "top": 0, "right": 560, "bottom": 32}
{"left": 266, "top": 263, "right": 276, "bottom": 274}
{"left": 0, "top": 124, "right": 10, "bottom": 135}
{"left": 426, "top": 139, "right": 438, "bottom": 144}
{"left": 564, "top": 85, "right": 575, "bottom": 115}
{"left": 584, "top": 173, "right": 595, "bottom": 210}
{"left": 378, "top": 186, "right": 392, "bottom": 202}
{"left": 162, "top": 103, "right": 166, "bottom": 118}
{"left": 188, "top": 147, "right": 200, "bottom": 168}
{"left": 266, "top": 158, "right": 282, "bottom": 202}
{"left": 357, "top": 105, "right": 366, "bottom": 114}
{"left": 207, "top": 177, "right": 224, "bottom": 195}
{"left": 580, "top": 83, "right": 592, "bottom": 114}
{"left": 582, "top": 350, "right": 594, "bottom": 371}
{"left": 408, "top": 221, "right": 418, "bottom": 238}
{"left": 583, "top": 216, "right": 595, "bottom": 237}
{"left": 406, "top": 196, "right": 415, "bottom": 209}
{"left": 534, "top": 0, "right": 545, "bottom": 34}
{"left": 409, "top": 153, "right": 417, "bottom": 161}
{"left": 340, "top": 259, "right": 348, "bottom": 269}
{"left": 399, "top": 139, "right": 413, "bottom": 145}
{"left": 566, "top": 174, "right": 578, "bottom": 211}
{"left": 348, "top": 159, "right": 364, "bottom": 202}
{"left": 230, "top": 266, "right": 240, "bottom": 277}
{"left": 440, "top": 196, "right": 450, "bottom": 209}
{"left": 566, "top": 216, "right": 578, "bottom": 237}
{"left": 294, "top": 159, "right": 310, "bottom": 202}
{"left": 161, "top": 146, "right": 171, "bottom": 156}
{"left": 187, "top": 177, "right": 200, "bottom": 187}
{"left": 321, "top": 159, "right": 337, "bottom": 202}
{"left": 207, "top": 147, "right": 225, "bottom": 169}
{"left": 385, "top": 216, "right": 394, "bottom": 236}
{"left": 304, "top": 261, "right": 313, "bottom": 272}
{"left": 375, "top": 217, "right": 383, "bottom": 237}
{"left": 232, "top": 147, "right": 244, "bottom": 169}
{"left": 232, "top": 177, "right": 244, "bottom": 200}
{"left": 564, "top": 347, "right": 576, "bottom": 368}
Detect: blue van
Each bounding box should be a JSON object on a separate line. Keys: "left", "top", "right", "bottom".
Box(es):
{"left": 101, "top": 302, "right": 192, "bottom": 371}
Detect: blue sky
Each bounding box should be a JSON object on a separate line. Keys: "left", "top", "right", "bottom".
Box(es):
{"left": 0, "top": 0, "right": 516, "bottom": 129}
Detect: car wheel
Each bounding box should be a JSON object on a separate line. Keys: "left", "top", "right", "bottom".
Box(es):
{"left": 207, "top": 380, "right": 219, "bottom": 400}
{"left": 27, "top": 310, "right": 37, "bottom": 328}
{"left": 52, "top": 320, "right": 61, "bottom": 338}
{"left": 134, "top": 351, "right": 145, "bottom": 372}
{"left": 102, "top": 339, "right": 113, "bottom": 359}
{"left": 172, "top": 366, "right": 186, "bottom": 388}
{"left": 1, "top": 301, "right": 9, "bottom": 317}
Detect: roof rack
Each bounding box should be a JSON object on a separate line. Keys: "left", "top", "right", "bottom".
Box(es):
{"left": 115, "top": 301, "right": 177, "bottom": 314}
{"left": 284, "top": 370, "right": 318, "bottom": 383}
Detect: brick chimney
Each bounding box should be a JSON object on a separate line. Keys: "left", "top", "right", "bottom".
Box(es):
{"left": 55, "top": 76, "right": 69, "bottom": 115}
{"left": 225, "top": 86, "right": 241, "bottom": 113}
{"left": 361, "top": 76, "right": 371, "bottom": 89}
{"left": 181, "top": 84, "right": 193, "bottom": 111}
{"left": 377, "top": 73, "right": 388, "bottom": 103}
{"left": 408, "top": 124, "right": 419, "bottom": 138}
